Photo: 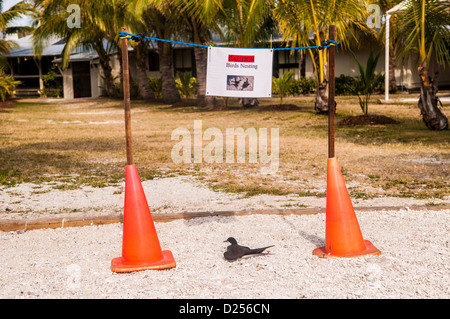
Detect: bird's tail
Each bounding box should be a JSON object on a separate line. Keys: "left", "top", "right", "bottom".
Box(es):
{"left": 249, "top": 245, "right": 274, "bottom": 255}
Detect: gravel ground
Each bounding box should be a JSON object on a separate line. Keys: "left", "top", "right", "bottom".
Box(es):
{"left": 0, "top": 177, "right": 449, "bottom": 299}
{"left": 1, "top": 175, "right": 448, "bottom": 220}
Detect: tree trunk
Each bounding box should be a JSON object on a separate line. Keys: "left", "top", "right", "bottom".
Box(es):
{"left": 418, "top": 62, "right": 448, "bottom": 130}
{"left": 314, "top": 80, "right": 328, "bottom": 113}
{"left": 300, "top": 52, "right": 306, "bottom": 78}
{"left": 95, "top": 41, "right": 119, "bottom": 98}
{"left": 157, "top": 41, "right": 181, "bottom": 104}
{"left": 136, "top": 41, "right": 155, "bottom": 101}
{"left": 194, "top": 46, "right": 216, "bottom": 108}
{"left": 312, "top": 48, "right": 329, "bottom": 114}
{"left": 99, "top": 58, "right": 119, "bottom": 98}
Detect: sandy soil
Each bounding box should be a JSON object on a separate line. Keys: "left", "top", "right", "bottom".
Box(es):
{"left": 1, "top": 175, "right": 447, "bottom": 220}
{"left": 0, "top": 176, "right": 448, "bottom": 299}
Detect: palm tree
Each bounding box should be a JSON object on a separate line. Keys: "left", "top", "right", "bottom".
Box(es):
{"left": 145, "top": 0, "right": 275, "bottom": 107}
{"left": 32, "top": 0, "right": 123, "bottom": 98}
{"left": 132, "top": 38, "right": 155, "bottom": 101}
{"left": 398, "top": 0, "right": 449, "bottom": 130}
{"left": 219, "top": 0, "right": 276, "bottom": 107}
{"left": 351, "top": 50, "right": 383, "bottom": 115}
{"left": 0, "top": 0, "right": 33, "bottom": 102}
{"left": 274, "top": 0, "right": 371, "bottom": 113}
{"left": 128, "top": 0, "right": 182, "bottom": 104}
{"left": 272, "top": 69, "right": 295, "bottom": 105}
{"left": 219, "top": 0, "right": 275, "bottom": 48}
{"left": 171, "top": 0, "right": 220, "bottom": 108}
{"left": 0, "top": 0, "right": 34, "bottom": 55}
{"left": 125, "top": 8, "right": 156, "bottom": 101}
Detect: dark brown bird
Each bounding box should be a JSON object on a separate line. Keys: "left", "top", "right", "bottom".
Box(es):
{"left": 241, "top": 78, "right": 250, "bottom": 90}
{"left": 223, "top": 237, "right": 274, "bottom": 261}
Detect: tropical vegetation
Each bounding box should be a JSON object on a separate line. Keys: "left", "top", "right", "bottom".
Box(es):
{"left": 0, "top": 0, "right": 33, "bottom": 54}
{"left": 351, "top": 51, "right": 383, "bottom": 115}
{"left": 0, "top": 67, "right": 20, "bottom": 102}
{"left": 0, "top": 0, "right": 448, "bottom": 130}
{"left": 175, "top": 71, "right": 198, "bottom": 99}
{"left": 274, "top": 0, "right": 373, "bottom": 114}
{"left": 32, "top": 0, "right": 125, "bottom": 98}
{"left": 272, "top": 70, "right": 295, "bottom": 105}
{"left": 0, "top": 0, "right": 32, "bottom": 101}
{"left": 397, "top": 0, "right": 449, "bottom": 130}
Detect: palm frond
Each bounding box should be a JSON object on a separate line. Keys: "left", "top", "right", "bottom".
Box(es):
{"left": 398, "top": 0, "right": 450, "bottom": 66}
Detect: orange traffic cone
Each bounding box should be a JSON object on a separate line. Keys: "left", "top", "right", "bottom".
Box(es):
{"left": 111, "top": 164, "right": 176, "bottom": 272}
{"left": 313, "top": 157, "right": 381, "bottom": 258}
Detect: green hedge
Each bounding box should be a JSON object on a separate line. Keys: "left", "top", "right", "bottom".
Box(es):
{"left": 272, "top": 74, "right": 385, "bottom": 97}
{"left": 272, "top": 76, "right": 316, "bottom": 96}
{"left": 288, "top": 77, "right": 317, "bottom": 95}
{"left": 335, "top": 74, "right": 385, "bottom": 96}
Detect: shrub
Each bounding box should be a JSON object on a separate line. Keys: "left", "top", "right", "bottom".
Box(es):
{"left": 175, "top": 71, "right": 197, "bottom": 99}
{"left": 41, "top": 64, "right": 63, "bottom": 98}
{"left": 335, "top": 74, "right": 360, "bottom": 95}
{"left": 273, "top": 73, "right": 316, "bottom": 98}
{"left": 335, "top": 73, "right": 385, "bottom": 97}
{"left": 40, "top": 87, "right": 63, "bottom": 98}
{"left": 351, "top": 51, "right": 383, "bottom": 115}
{"left": 272, "top": 70, "right": 295, "bottom": 104}
{"left": 287, "top": 76, "right": 316, "bottom": 96}
{"left": 148, "top": 77, "right": 162, "bottom": 99}
{"left": 298, "top": 77, "right": 316, "bottom": 94}
{"left": 0, "top": 70, "right": 21, "bottom": 102}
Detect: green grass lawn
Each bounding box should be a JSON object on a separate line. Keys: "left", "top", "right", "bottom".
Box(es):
{"left": 0, "top": 94, "right": 448, "bottom": 200}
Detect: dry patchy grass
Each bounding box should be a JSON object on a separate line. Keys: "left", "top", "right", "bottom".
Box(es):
{"left": 0, "top": 95, "right": 448, "bottom": 200}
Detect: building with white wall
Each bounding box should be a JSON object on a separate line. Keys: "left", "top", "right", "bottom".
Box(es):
{"left": 5, "top": 34, "right": 450, "bottom": 100}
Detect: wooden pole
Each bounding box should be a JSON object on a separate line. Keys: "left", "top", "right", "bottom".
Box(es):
{"left": 328, "top": 25, "right": 336, "bottom": 159}
{"left": 121, "top": 27, "right": 133, "bottom": 165}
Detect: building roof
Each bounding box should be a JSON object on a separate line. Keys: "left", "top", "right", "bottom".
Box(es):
{"left": 51, "top": 52, "right": 99, "bottom": 63}
{"left": 5, "top": 35, "right": 109, "bottom": 61}
{"left": 6, "top": 35, "right": 66, "bottom": 57}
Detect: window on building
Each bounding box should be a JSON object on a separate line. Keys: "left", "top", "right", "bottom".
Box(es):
{"left": 148, "top": 51, "right": 159, "bottom": 71}
{"left": 278, "top": 50, "right": 298, "bottom": 66}
{"left": 174, "top": 49, "right": 195, "bottom": 76}
{"left": 273, "top": 50, "right": 300, "bottom": 78}
{"left": 278, "top": 50, "right": 299, "bottom": 71}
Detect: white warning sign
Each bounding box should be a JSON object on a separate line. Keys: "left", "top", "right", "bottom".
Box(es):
{"left": 206, "top": 47, "right": 273, "bottom": 98}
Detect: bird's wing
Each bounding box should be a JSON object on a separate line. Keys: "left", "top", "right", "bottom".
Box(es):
{"left": 248, "top": 245, "right": 274, "bottom": 255}
{"left": 224, "top": 245, "right": 251, "bottom": 260}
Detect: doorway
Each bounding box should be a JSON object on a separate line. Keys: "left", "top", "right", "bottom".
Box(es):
{"left": 72, "top": 62, "right": 91, "bottom": 98}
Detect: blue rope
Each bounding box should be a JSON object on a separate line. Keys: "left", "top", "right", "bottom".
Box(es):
{"left": 119, "top": 31, "right": 210, "bottom": 48}
{"left": 275, "top": 39, "right": 339, "bottom": 50}
{"left": 119, "top": 31, "right": 338, "bottom": 51}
